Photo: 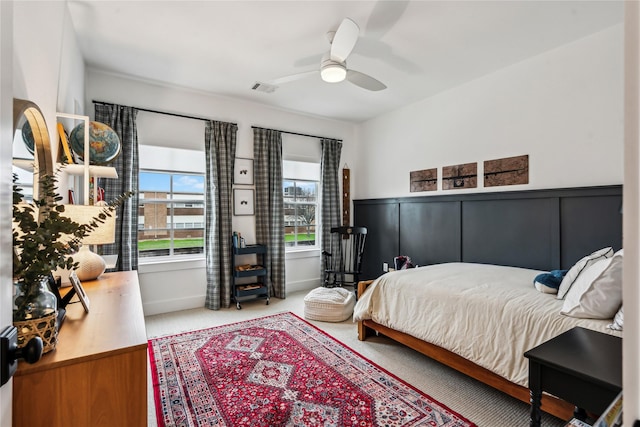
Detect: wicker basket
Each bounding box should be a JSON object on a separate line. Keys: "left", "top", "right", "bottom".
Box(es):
{"left": 14, "top": 311, "right": 58, "bottom": 353}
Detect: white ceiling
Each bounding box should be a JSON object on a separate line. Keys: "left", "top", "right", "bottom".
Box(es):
{"left": 67, "top": 1, "right": 623, "bottom": 123}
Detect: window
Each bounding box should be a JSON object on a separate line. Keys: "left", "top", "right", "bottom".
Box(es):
{"left": 138, "top": 170, "right": 205, "bottom": 259}
{"left": 283, "top": 160, "right": 320, "bottom": 249}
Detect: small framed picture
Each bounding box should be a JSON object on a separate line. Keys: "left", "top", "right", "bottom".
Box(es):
{"left": 69, "top": 271, "right": 90, "bottom": 313}
{"left": 234, "top": 188, "right": 254, "bottom": 216}
{"left": 234, "top": 157, "right": 254, "bottom": 185}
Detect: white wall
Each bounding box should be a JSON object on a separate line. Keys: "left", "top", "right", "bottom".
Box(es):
{"left": 355, "top": 25, "right": 624, "bottom": 200}
{"left": 623, "top": 2, "right": 640, "bottom": 425}
{"left": 13, "top": 2, "right": 67, "bottom": 145}
{"left": 4, "top": 2, "right": 85, "bottom": 425}
{"left": 56, "top": 5, "right": 85, "bottom": 117}
{"left": 86, "top": 70, "right": 357, "bottom": 314}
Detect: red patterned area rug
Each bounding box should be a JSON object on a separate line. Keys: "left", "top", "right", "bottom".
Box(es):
{"left": 148, "top": 312, "right": 476, "bottom": 427}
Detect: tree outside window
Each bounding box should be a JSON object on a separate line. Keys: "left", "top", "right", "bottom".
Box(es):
{"left": 283, "top": 180, "right": 318, "bottom": 248}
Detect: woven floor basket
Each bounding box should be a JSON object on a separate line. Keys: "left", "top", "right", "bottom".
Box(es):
{"left": 14, "top": 311, "right": 58, "bottom": 353}
{"left": 303, "top": 287, "right": 355, "bottom": 322}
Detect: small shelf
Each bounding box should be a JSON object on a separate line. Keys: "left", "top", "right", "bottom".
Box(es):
{"left": 234, "top": 266, "right": 266, "bottom": 278}
{"left": 233, "top": 244, "right": 267, "bottom": 255}
{"left": 13, "top": 158, "right": 35, "bottom": 172}
{"left": 232, "top": 243, "right": 269, "bottom": 309}
{"left": 60, "top": 163, "right": 119, "bottom": 179}
{"left": 235, "top": 284, "right": 268, "bottom": 297}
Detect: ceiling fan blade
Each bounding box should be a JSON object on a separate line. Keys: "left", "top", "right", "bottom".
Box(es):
{"left": 346, "top": 70, "right": 387, "bottom": 91}
{"left": 364, "top": 0, "right": 409, "bottom": 38}
{"left": 330, "top": 18, "right": 359, "bottom": 62}
{"left": 293, "top": 53, "right": 323, "bottom": 68}
{"left": 270, "top": 70, "right": 319, "bottom": 85}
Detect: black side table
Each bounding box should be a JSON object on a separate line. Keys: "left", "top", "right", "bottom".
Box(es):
{"left": 524, "top": 327, "right": 622, "bottom": 427}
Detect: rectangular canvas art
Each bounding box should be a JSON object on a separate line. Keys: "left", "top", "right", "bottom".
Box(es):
{"left": 484, "top": 155, "right": 529, "bottom": 187}
{"left": 442, "top": 162, "right": 477, "bottom": 190}
{"left": 410, "top": 168, "right": 437, "bottom": 192}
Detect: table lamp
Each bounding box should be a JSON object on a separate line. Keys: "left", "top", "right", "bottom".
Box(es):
{"left": 63, "top": 205, "right": 116, "bottom": 281}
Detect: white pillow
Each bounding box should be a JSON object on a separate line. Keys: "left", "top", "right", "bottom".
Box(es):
{"left": 561, "top": 250, "right": 623, "bottom": 319}
{"left": 608, "top": 306, "right": 624, "bottom": 331}
{"left": 556, "top": 247, "right": 614, "bottom": 299}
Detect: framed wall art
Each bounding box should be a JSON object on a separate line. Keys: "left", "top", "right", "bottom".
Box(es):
{"left": 484, "top": 154, "right": 529, "bottom": 187}
{"left": 442, "top": 162, "right": 477, "bottom": 190}
{"left": 410, "top": 168, "right": 437, "bottom": 192}
{"left": 234, "top": 188, "right": 254, "bottom": 216}
{"left": 234, "top": 157, "right": 254, "bottom": 185}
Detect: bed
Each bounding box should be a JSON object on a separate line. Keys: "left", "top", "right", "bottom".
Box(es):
{"left": 352, "top": 185, "right": 623, "bottom": 420}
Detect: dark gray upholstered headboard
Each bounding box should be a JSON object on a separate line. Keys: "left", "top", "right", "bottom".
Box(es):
{"left": 354, "top": 185, "right": 622, "bottom": 281}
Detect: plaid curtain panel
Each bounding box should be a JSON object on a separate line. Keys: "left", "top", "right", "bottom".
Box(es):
{"left": 321, "top": 139, "right": 343, "bottom": 275}
{"left": 204, "top": 120, "right": 238, "bottom": 309}
{"left": 253, "top": 128, "right": 286, "bottom": 299}
{"left": 95, "top": 104, "right": 139, "bottom": 271}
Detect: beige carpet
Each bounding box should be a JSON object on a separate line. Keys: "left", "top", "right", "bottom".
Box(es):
{"left": 145, "top": 289, "right": 565, "bottom": 427}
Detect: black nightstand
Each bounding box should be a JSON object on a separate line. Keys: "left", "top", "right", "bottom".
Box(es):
{"left": 524, "top": 327, "right": 622, "bottom": 427}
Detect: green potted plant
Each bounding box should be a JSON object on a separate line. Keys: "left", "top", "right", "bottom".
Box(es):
{"left": 12, "top": 172, "right": 130, "bottom": 352}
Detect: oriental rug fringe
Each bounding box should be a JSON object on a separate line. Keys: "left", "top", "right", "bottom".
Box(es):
{"left": 148, "top": 312, "right": 476, "bottom": 427}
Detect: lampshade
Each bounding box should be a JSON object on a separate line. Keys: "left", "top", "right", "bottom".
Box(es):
{"left": 62, "top": 205, "right": 116, "bottom": 281}
{"left": 62, "top": 205, "right": 116, "bottom": 245}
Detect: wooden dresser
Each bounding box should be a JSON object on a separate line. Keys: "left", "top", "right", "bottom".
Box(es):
{"left": 13, "top": 271, "right": 147, "bottom": 427}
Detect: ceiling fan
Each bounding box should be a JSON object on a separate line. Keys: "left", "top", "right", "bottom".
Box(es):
{"left": 270, "top": 18, "right": 387, "bottom": 92}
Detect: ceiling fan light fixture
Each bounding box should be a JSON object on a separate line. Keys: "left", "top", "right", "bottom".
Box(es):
{"left": 320, "top": 53, "right": 347, "bottom": 83}
{"left": 321, "top": 64, "right": 347, "bottom": 83}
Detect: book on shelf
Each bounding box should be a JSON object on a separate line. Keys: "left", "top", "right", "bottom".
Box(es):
{"left": 565, "top": 392, "right": 623, "bottom": 427}
{"left": 57, "top": 122, "right": 74, "bottom": 164}
{"left": 89, "top": 176, "right": 95, "bottom": 205}
{"left": 232, "top": 231, "right": 246, "bottom": 248}
{"left": 593, "top": 391, "right": 622, "bottom": 427}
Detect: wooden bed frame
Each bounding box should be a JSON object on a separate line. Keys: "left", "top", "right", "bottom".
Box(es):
{"left": 353, "top": 185, "right": 623, "bottom": 420}
{"left": 356, "top": 280, "right": 575, "bottom": 420}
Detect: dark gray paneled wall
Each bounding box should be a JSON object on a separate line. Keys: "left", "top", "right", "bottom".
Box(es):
{"left": 354, "top": 186, "right": 622, "bottom": 281}
{"left": 354, "top": 202, "right": 400, "bottom": 280}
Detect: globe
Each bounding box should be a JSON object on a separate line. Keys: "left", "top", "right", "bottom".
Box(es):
{"left": 21, "top": 120, "right": 35, "bottom": 155}
{"left": 69, "top": 121, "right": 121, "bottom": 165}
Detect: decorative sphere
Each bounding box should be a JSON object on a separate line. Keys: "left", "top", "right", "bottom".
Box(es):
{"left": 21, "top": 120, "right": 35, "bottom": 155}
{"left": 69, "top": 121, "right": 121, "bottom": 165}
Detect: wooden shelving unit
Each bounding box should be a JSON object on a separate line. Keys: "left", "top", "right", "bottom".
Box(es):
{"left": 55, "top": 112, "right": 118, "bottom": 204}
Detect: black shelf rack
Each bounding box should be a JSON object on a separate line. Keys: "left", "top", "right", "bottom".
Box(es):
{"left": 232, "top": 244, "right": 269, "bottom": 309}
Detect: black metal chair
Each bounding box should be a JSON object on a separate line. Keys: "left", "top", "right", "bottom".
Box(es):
{"left": 322, "top": 226, "right": 367, "bottom": 288}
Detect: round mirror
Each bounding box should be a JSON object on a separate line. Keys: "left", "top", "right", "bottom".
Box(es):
{"left": 13, "top": 99, "right": 54, "bottom": 199}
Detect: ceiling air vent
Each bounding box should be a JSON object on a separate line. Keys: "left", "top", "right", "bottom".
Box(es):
{"left": 251, "top": 82, "right": 278, "bottom": 93}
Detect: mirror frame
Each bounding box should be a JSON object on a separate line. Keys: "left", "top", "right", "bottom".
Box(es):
{"left": 13, "top": 98, "right": 54, "bottom": 197}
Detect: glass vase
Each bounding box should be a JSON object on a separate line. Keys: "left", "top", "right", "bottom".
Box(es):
{"left": 13, "top": 277, "right": 58, "bottom": 352}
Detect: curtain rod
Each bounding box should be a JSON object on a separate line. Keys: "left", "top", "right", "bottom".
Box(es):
{"left": 92, "top": 100, "right": 237, "bottom": 126}
{"left": 251, "top": 126, "right": 342, "bottom": 142}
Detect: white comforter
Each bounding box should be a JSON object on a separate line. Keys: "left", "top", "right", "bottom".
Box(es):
{"left": 353, "top": 262, "right": 622, "bottom": 387}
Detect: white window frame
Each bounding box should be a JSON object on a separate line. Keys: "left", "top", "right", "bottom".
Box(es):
{"left": 283, "top": 177, "right": 320, "bottom": 251}
{"left": 138, "top": 168, "right": 205, "bottom": 262}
